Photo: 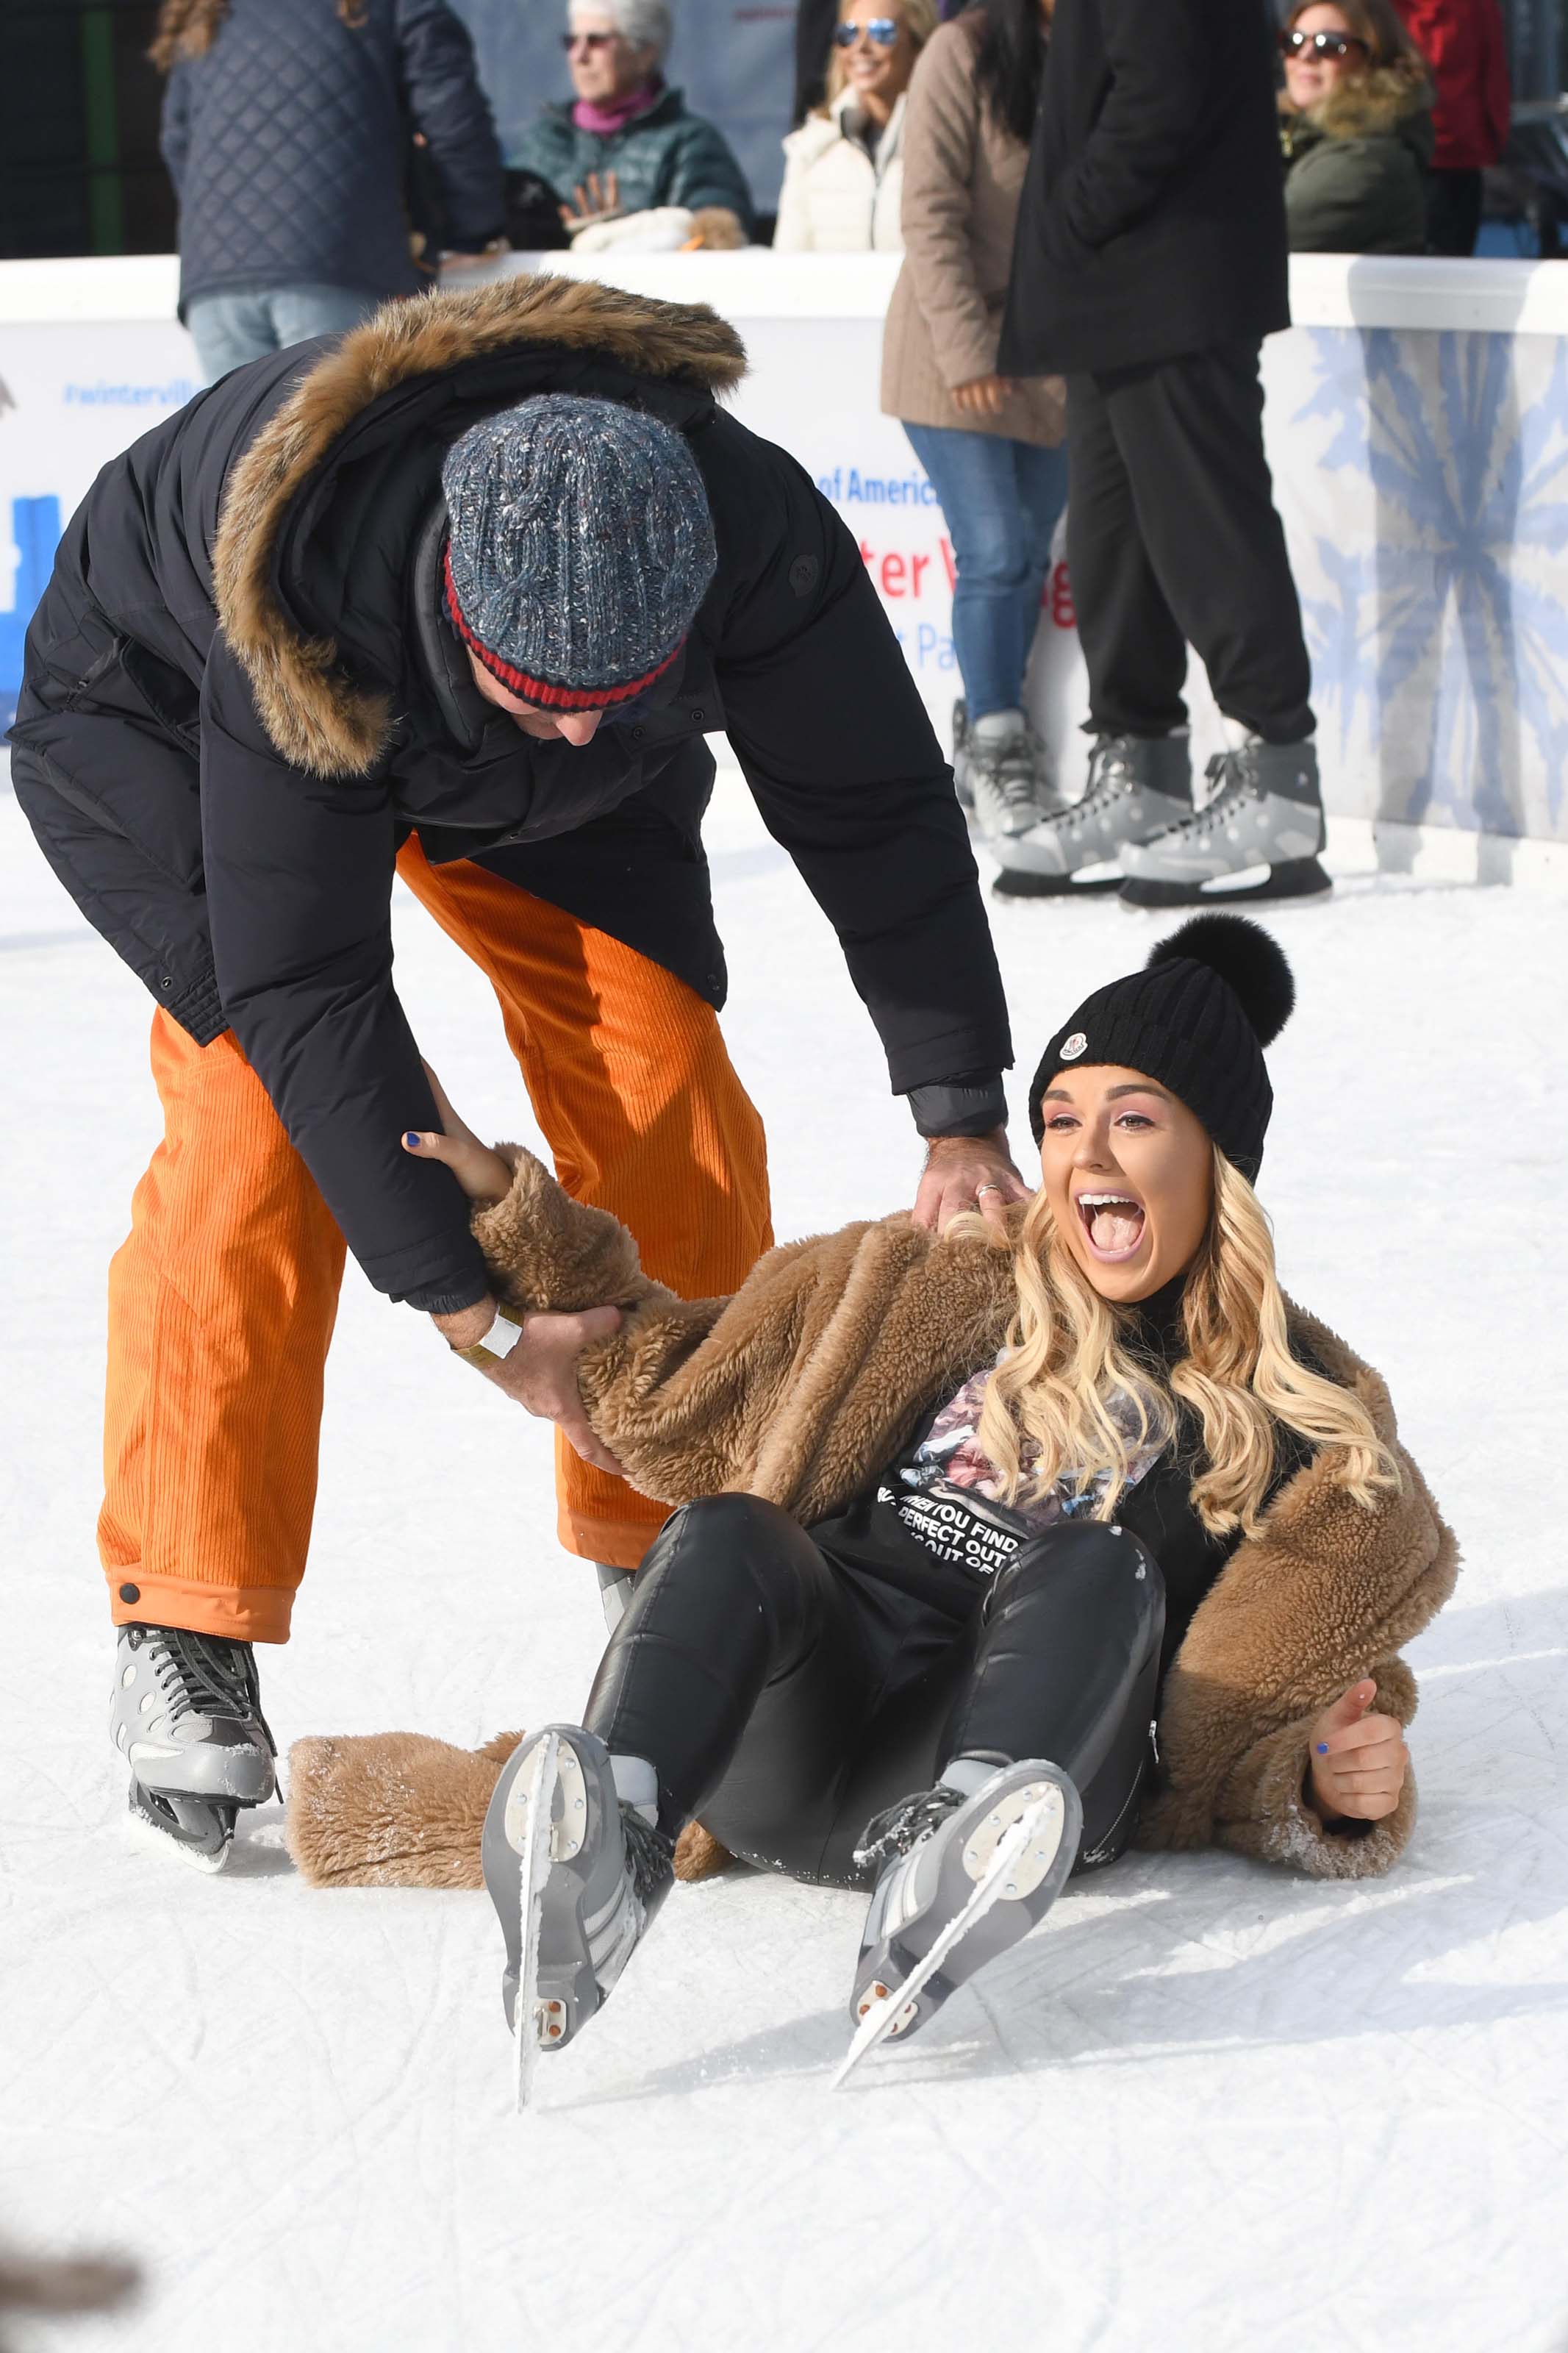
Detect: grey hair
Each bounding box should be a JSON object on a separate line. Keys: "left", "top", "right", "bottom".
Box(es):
{"left": 570, "top": 0, "right": 672, "bottom": 58}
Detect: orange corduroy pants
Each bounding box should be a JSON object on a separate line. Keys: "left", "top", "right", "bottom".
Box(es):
{"left": 101, "top": 843, "right": 772, "bottom": 1643}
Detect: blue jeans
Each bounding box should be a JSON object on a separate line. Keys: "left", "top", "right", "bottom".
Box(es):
{"left": 185, "top": 282, "right": 383, "bottom": 384}
{"left": 903, "top": 424, "right": 1070, "bottom": 721}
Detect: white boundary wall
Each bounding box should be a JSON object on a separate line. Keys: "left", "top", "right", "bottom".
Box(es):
{"left": 3, "top": 250, "right": 1567, "bottom": 887}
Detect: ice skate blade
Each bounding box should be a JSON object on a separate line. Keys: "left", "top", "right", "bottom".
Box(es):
{"left": 126, "top": 1779, "right": 237, "bottom": 1874}
{"left": 992, "top": 868, "right": 1121, "bottom": 900}
{"left": 512, "top": 1732, "right": 560, "bottom": 2113}
{"left": 1119, "top": 857, "right": 1332, "bottom": 910}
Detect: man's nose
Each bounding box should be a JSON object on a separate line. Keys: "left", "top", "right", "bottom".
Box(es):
{"left": 554, "top": 711, "right": 604, "bottom": 747}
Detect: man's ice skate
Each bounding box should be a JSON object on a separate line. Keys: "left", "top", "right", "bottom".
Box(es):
{"left": 837, "top": 1759, "right": 1082, "bottom": 2084}
{"left": 951, "top": 697, "right": 973, "bottom": 810}
{"left": 482, "top": 1726, "right": 674, "bottom": 2102}
{"left": 968, "top": 709, "right": 1061, "bottom": 841}
{"left": 1119, "top": 739, "right": 1331, "bottom": 908}
{"left": 992, "top": 733, "right": 1192, "bottom": 899}
{"left": 112, "top": 1624, "right": 276, "bottom": 1873}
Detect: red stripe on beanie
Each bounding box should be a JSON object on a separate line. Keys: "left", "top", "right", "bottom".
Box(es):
{"left": 443, "top": 547, "right": 681, "bottom": 712}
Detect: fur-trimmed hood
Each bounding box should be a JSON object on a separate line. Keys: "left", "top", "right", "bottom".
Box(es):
{"left": 1280, "top": 63, "right": 1434, "bottom": 148}
{"left": 211, "top": 273, "right": 748, "bottom": 781}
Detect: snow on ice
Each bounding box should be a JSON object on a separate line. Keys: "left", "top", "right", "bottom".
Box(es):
{"left": 1, "top": 776, "right": 1565, "bottom": 2352}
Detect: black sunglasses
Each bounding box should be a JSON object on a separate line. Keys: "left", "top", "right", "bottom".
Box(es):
{"left": 832, "top": 17, "right": 901, "bottom": 46}
{"left": 1281, "top": 26, "right": 1369, "bottom": 59}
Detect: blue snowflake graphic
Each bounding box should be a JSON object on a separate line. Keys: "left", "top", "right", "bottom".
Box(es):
{"left": 1292, "top": 325, "right": 1568, "bottom": 839}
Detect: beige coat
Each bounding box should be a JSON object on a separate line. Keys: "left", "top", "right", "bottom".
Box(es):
{"left": 880, "top": 17, "right": 1065, "bottom": 444}
{"left": 774, "top": 93, "right": 908, "bottom": 254}
{"left": 287, "top": 1151, "right": 1458, "bottom": 1894}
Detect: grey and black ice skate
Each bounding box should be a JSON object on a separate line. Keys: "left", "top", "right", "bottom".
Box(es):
{"left": 482, "top": 1727, "right": 674, "bottom": 2099}
{"left": 112, "top": 1624, "right": 276, "bottom": 1872}
{"left": 993, "top": 732, "right": 1192, "bottom": 899}
{"left": 968, "top": 710, "right": 1060, "bottom": 842}
{"left": 1120, "top": 739, "right": 1330, "bottom": 907}
{"left": 837, "top": 1760, "right": 1082, "bottom": 2085}
{"left": 951, "top": 697, "right": 973, "bottom": 810}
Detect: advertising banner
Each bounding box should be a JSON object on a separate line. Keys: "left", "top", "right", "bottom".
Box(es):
{"left": 3, "top": 289, "right": 1564, "bottom": 845}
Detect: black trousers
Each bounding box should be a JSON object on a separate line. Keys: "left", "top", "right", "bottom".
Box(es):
{"left": 1426, "top": 168, "right": 1483, "bottom": 258}
{"left": 1066, "top": 340, "right": 1315, "bottom": 746}
{"left": 584, "top": 1494, "right": 1165, "bottom": 1888}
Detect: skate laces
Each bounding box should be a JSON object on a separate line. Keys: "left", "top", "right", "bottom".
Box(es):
{"left": 620, "top": 1805, "right": 675, "bottom": 1908}
{"left": 852, "top": 1783, "right": 966, "bottom": 1874}
{"left": 1156, "top": 750, "right": 1253, "bottom": 843}
{"left": 973, "top": 729, "right": 1040, "bottom": 816}
{"left": 137, "top": 1628, "right": 273, "bottom": 1750}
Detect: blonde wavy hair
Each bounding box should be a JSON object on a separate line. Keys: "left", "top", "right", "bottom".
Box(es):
{"left": 821, "top": 0, "right": 941, "bottom": 110}
{"left": 151, "top": 0, "right": 368, "bottom": 73}
{"left": 960, "top": 1150, "right": 1398, "bottom": 1538}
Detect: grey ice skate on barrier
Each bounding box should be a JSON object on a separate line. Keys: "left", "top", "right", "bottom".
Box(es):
{"left": 837, "top": 1760, "right": 1082, "bottom": 2085}
{"left": 482, "top": 1726, "right": 674, "bottom": 2102}
{"left": 1119, "top": 740, "right": 1331, "bottom": 908}
{"left": 968, "top": 710, "right": 1063, "bottom": 841}
{"left": 112, "top": 1624, "right": 277, "bottom": 1874}
{"left": 992, "top": 732, "right": 1192, "bottom": 898}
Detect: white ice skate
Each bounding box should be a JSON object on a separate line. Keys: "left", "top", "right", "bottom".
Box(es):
{"left": 1119, "top": 740, "right": 1331, "bottom": 907}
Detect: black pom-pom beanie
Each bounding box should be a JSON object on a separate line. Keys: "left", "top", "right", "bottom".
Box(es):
{"left": 1028, "top": 914, "right": 1295, "bottom": 1182}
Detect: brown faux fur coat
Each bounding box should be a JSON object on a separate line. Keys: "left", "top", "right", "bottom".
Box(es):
{"left": 287, "top": 1151, "right": 1458, "bottom": 1890}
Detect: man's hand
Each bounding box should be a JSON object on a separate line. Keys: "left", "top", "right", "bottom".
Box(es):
{"left": 560, "top": 170, "right": 621, "bottom": 232}
{"left": 912, "top": 1129, "right": 1031, "bottom": 1235}
{"left": 952, "top": 374, "right": 1013, "bottom": 417}
{"left": 433, "top": 1299, "right": 627, "bottom": 1475}
{"left": 1306, "top": 1680, "right": 1409, "bottom": 1824}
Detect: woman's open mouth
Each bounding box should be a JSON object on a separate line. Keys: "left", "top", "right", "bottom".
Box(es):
{"left": 1075, "top": 1190, "right": 1147, "bottom": 1263}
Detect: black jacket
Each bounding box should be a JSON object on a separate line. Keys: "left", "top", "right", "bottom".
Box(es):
{"left": 1000, "top": 0, "right": 1291, "bottom": 376}
{"left": 161, "top": 0, "right": 505, "bottom": 318}
{"left": 12, "top": 276, "right": 1009, "bottom": 1314}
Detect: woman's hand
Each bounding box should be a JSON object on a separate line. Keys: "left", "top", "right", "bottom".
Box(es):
{"left": 561, "top": 170, "right": 622, "bottom": 232}
{"left": 402, "top": 1065, "right": 511, "bottom": 1204}
{"left": 1306, "top": 1679, "right": 1409, "bottom": 1823}
{"left": 952, "top": 374, "right": 1013, "bottom": 417}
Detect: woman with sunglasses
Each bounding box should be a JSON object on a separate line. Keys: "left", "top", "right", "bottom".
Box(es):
{"left": 509, "top": 0, "right": 754, "bottom": 249}
{"left": 880, "top": 0, "right": 1068, "bottom": 847}
{"left": 775, "top": 0, "right": 939, "bottom": 254}
{"left": 1279, "top": 0, "right": 1434, "bottom": 254}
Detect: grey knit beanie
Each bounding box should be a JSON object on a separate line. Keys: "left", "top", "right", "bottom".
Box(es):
{"left": 441, "top": 394, "right": 717, "bottom": 710}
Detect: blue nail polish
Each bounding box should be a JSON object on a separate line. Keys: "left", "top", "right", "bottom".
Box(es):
{"left": 405, "top": 1131, "right": 420, "bottom": 1147}
{"left": 1316, "top": 1743, "right": 1328, "bottom": 1754}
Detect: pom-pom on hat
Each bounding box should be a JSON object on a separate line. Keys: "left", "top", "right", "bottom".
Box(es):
{"left": 441, "top": 394, "right": 717, "bottom": 712}
{"left": 1028, "top": 913, "right": 1295, "bottom": 1182}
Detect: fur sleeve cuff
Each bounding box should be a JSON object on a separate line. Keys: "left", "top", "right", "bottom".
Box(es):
{"left": 284, "top": 1730, "right": 520, "bottom": 1888}
{"left": 469, "top": 1146, "right": 667, "bottom": 1318}
{"left": 1213, "top": 1716, "right": 1416, "bottom": 1880}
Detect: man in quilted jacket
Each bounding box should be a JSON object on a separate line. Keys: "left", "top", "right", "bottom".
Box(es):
{"left": 153, "top": 0, "right": 506, "bottom": 382}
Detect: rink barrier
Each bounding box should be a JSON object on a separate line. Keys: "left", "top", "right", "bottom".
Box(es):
{"left": 3, "top": 250, "right": 1566, "bottom": 882}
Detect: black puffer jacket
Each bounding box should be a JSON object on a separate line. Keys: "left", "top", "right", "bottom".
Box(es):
{"left": 1000, "top": 0, "right": 1290, "bottom": 375}
{"left": 160, "top": 0, "right": 505, "bottom": 317}
{"left": 12, "top": 276, "right": 1009, "bottom": 1314}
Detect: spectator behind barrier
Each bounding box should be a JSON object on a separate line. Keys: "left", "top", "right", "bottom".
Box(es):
{"left": 512, "top": 0, "right": 755, "bottom": 254}
{"left": 153, "top": 0, "right": 506, "bottom": 385}
{"left": 775, "top": 0, "right": 938, "bottom": 252}
{"left": 1389, "top": 0, "right": 1510, "bottom": 253}
{"left": 1279, "top": 0, "right": 1433, "bottom": 254}
{"left": 880, "top": 0, "right": 1068, "bottom": 840}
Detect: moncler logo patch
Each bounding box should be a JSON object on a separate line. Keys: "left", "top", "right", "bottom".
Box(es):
{"left": 1060, "top": 1032, "right": 1088, "bottom": 1061}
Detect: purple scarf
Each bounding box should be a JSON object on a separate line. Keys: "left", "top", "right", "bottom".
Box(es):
{"left": 572, "top": 76, "right": 662, "bottom": 135}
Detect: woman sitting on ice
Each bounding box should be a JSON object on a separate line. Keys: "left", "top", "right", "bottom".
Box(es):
{"left": 292, "top": 915, "right": 1455, "bottom": 2079}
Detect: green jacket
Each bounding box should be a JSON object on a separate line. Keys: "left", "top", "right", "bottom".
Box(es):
{"left": 511, "top": 85, "right": 754, "bottom": 235}
{"left": 1281, "top": 71, "right": 1434, "bottom": 256}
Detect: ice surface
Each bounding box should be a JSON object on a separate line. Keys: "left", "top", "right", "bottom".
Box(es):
{"left": 2, "top": 776, "right": 1566, "bottom": 2353}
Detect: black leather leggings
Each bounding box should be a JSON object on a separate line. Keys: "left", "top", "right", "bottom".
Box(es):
{"left": 584, "top": 1494, "right": 1165, "bottom": 1888}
